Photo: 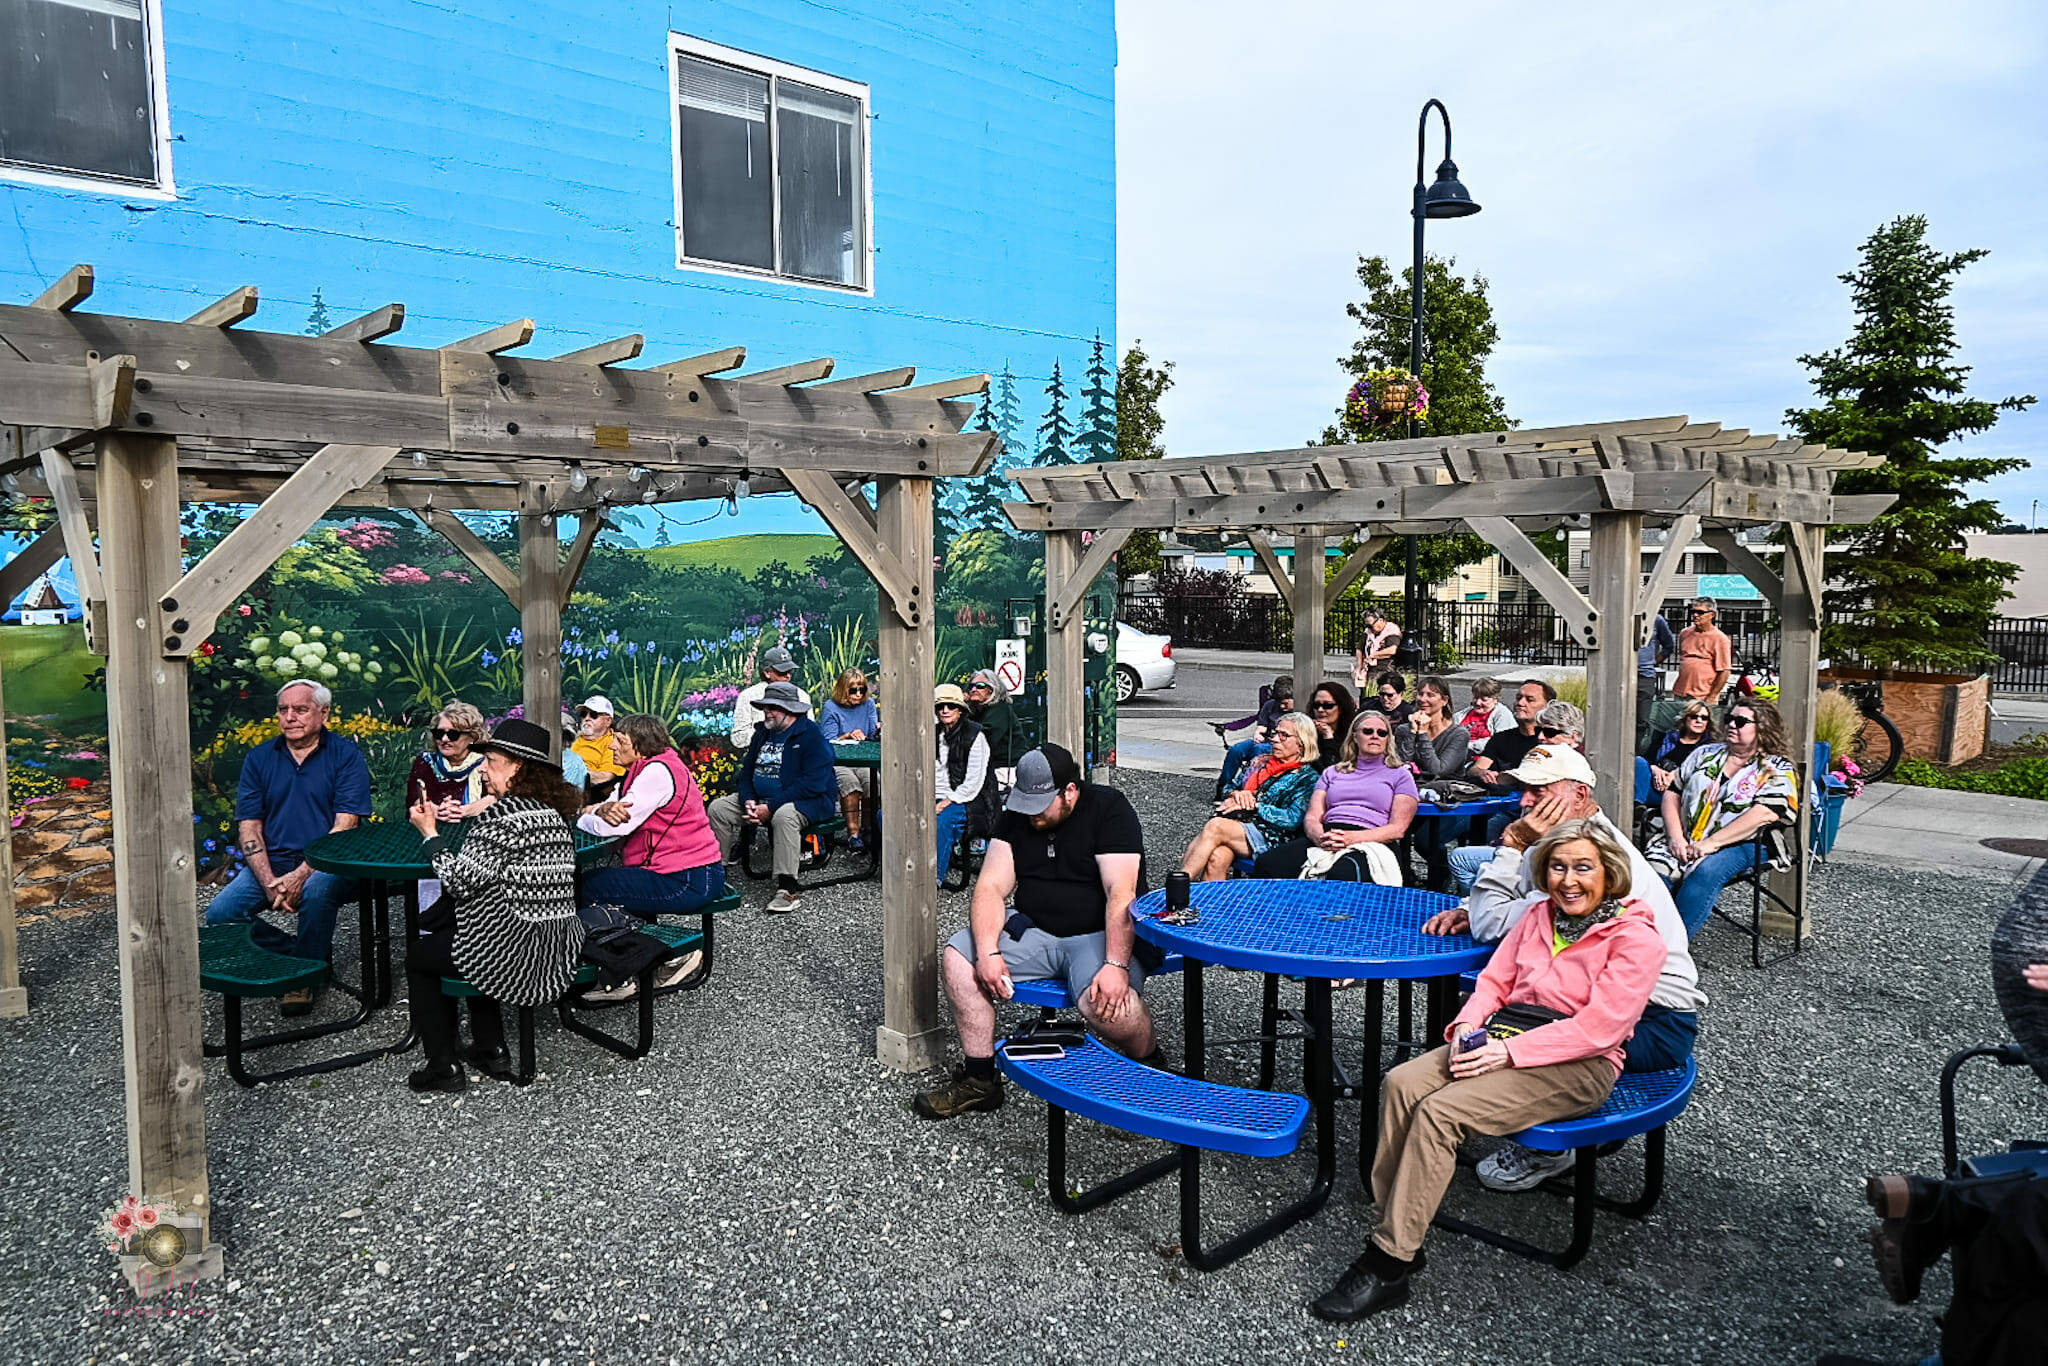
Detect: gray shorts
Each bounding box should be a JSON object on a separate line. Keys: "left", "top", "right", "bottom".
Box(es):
{"left": 834, "top": 766, "right": 869, "bottom": 798}
{"left": 946, "top": 923, "right": 1149, "bottom": 1005}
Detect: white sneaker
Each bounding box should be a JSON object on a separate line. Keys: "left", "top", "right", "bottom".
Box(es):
{"left": 767, "top": 888, "right": 801, "bottom": 915}
{"left": 1476, "top": 1142, "right": 1575, "bottom": 1192}
{"left": 581, "top": 977, "right": 638, "bottom": 1003}
{"left": 654, "top": 950, "right": 704, "bottom": 990}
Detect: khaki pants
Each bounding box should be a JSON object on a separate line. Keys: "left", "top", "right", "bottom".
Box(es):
{"left": 706, "top": 793, "right": 806, "bottom": 881}
{"left": 1370, "top": 1046, "right": 1615, "bottom": 1260}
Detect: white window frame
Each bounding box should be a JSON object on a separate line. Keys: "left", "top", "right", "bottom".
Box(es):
{"left": 666, "top": 32, "right": 873, "bottom": 295}
{"left": 0, "top": 0, "right": 178, "bottom": 199}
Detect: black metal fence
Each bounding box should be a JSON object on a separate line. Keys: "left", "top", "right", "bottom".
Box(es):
{"left": 1988, "top": 616, "right": 2048, "bottom": 693}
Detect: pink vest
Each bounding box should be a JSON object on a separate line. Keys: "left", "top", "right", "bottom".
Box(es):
{"left": 621, "top": 750, "right": 721, "bottom": 874}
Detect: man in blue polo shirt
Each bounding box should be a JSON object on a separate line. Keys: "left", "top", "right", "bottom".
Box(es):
{"left": 203, "top": 678, "right": 373, "bottom": 1014}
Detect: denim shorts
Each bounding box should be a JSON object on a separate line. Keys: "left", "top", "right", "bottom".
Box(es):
{"left": 1243, "top": 823, "right": 1272, "bottom": 856}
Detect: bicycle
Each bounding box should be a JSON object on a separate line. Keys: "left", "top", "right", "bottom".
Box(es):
{"left": 1820, "top": 677, "right": 1904, "bottom": 785}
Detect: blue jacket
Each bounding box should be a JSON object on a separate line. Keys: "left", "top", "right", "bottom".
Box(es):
{"left": 737, "top": 714, "right": 838, "bottom": 823}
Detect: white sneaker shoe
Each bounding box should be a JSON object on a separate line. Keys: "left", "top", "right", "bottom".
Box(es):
{"left": 766, "top": 888, "right": 801, "bottom": 914}
{"left": 1476, "top": 1142, "right": 1575, "bottom": 1192}
{"left": 581, "top": 977, "right": 639, "bottom": 1003}
{"left": 654, "top": 950, "right": 704, "bottom": 990}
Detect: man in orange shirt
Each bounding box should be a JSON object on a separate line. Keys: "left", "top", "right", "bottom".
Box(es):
{"left": 1672, "top": 597, "right": 1732, "bottom": 705}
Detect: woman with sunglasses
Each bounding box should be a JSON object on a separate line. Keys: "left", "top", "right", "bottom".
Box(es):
{"left": 408, "top": 702, "right": 496, "bottom": 908}
{"left": 1641, "top": 701, "right": 1716, "bottom": 794}
{"left": 1181, "top": 711, "right": 1321, "bottom": 881}
{"left": 1253, "top": 711, "right": 1418, "bottom": 883}
{"left": 933, "top": 684, "right": 998, "bottom": 886}
{"left": 1368, "top": 672, "right": 1415, "bottom": 728}
{"left": 1395, "top": 677, "right": 1472, "bottom": 889}
{"left": 820, "top": 669, "right": 881, "bottom": 851}
{"left": 1305, "top": 682, "right": 1358, "bottom": 773}
{"left": 1647, "top": 697, "right": 1800, "bottom": 936}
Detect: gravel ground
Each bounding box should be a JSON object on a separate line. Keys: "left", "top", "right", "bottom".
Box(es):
{"left": 3, "top": 767, "right": 2044, "bottom": 1366}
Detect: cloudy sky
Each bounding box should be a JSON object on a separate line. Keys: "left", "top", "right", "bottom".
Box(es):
{"left": 1117, "top": 0, "right": 2048, "bottom": 526}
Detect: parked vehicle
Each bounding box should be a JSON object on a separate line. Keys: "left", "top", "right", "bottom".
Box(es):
{"left": 1114, "top": 621, "right": 1176, "bottom": 702}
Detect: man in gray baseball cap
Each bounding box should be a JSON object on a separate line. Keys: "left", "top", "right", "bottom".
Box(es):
{"left": 728, "top": 643, "right": 813, "bottom": 749}
{"left": 707, "top": 680, "right": 836, "bottom": 914}
{"left": 916, "top": 744, "right": 1163, "bottom": 1120}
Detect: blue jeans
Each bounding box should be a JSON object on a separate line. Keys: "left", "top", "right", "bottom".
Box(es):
{"left": 1669, "top": 841, "right": 1767, "bottom": 937}
{"left": 935, "top": 802, "right": 971, "bottom": 884}
{"left": 1448, "top": 844, "right": 1496, "bottom": 896}
{"left": 204, "top": 862, "right": 357, "bottom": 962}
{"left": 1624, "top": 1004, "right": 1698, "bottom": 1073}
{"left": 1220, "top": 739, "right": 1269, "bottom": 791}
{"left": 579, "top": 862, "right": 726, "bottom": 919}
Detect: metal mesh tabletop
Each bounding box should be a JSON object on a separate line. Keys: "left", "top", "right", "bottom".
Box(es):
{"left": 305, "top": 821, "right": 617, "bottom": 880}
{"left": 831, "top": 740, "right": 882, "bottom": 769}
{"left": 1131, "top": 878, "right": 1486, "bottom": 980}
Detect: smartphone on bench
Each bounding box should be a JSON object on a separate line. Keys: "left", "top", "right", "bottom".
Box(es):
{"left": 1005, "top": 1042, "right": 1067, "bottom": 1061}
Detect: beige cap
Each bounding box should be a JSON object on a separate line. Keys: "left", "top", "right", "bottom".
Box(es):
{"left": 1506, "top": 744, "right": 1597, "bottom": 788}
{"left": 933, "top": 683, "right": 967, "bottom": 707}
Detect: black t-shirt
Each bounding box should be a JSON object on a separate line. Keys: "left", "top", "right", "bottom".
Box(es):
{"left": 1480, "top": 726, "right": 1542, "bottom": 775}
{"left": 995, "top": 783, "right": 1147, "bottom": 938}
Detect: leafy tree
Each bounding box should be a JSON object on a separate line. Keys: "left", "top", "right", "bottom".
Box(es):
{"left": 1315, "top": 252, "right": 1515, "bottom": 598}
{"left": 1038, "top": 360, "right": 1072, "bottom": 466}
{"left": 304, "top": 288, "right": 333, "bottom": 336}
{"left": 1078, "top": 333, "right": 1116, "bottom": 464}
{"left": 1115, "top": 340, "right": 1176, "bottom": 579}
{"left": 1787, "top": 215, "right": 2034, "bottom": 673}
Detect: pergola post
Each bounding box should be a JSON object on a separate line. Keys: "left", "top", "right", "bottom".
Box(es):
{"left": 1043, "top": 530, "right": 1087, "bottom": 761}
{"left": 100, "top": 432, "right": 217, "bottom": 1271}
{"left": 1769, "top": 520, "right": 1826, "bottom": 938}
{"left": 519, "top": 497, "right": 562, "bottom": 754}
{"left": 1291, "top": 532, "right": 1327, "bottom": 696}
{"left": 1583, "top": 511, "right": 1643, "bottom": 825}
{"left": 0, "top": 657, "right": 22, "bottom": 1019}
{"left": 872, "top": 475, "right": 943, "bottom": 1072}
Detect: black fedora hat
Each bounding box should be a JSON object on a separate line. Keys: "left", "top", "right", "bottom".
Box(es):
{"left": 475, "top": 717, "right": 559, "bottom": 768}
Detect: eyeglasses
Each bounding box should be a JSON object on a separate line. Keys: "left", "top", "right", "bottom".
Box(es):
{"left": 432, "top": 728, "right": 465, "bottom": 741}
{"left": 1726, "top": 715, "right": 1757, "bottom": 729}
{"left": 1311, "top": 701, "right": 1338, "bottom": 711}
{"left": 1536, "top": 726, "right": 1568, "bottom": 739}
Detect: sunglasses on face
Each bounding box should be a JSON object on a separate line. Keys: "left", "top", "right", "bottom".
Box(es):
{"left": 936, "top": 703, "right": 963, "bottom": 713}
{"left": 1536, "top": 726, "right": 1568, "bottom": 739}
{"left": 1380, "top": 690, "right": 1401, "bottom": 700}
{"left": 1311, "top": 700, "right": 1338, "bottom": 711}
{"left": 1726, "top": 715, "right": 1757, "bottom": 729}
{"left": 847, "top": 686, "right": 868, "bottom": 695}
{"left": 433, "top": 728, "right": 465, "bottom": 741}
{"left": 1356, "top": 726, "right": 1391, "bottom": 738}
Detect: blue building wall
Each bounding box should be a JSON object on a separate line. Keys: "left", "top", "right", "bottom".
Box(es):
{"left": 0, "top": 0, "right": 1115, "bottom": 536}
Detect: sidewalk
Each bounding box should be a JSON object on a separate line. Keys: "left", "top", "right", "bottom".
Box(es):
{"left": 1827, "top": 782, "right": 2043, "bottom": 885}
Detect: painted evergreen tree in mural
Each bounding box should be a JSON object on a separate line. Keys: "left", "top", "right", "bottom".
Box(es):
{"left": 945, "top": 363, "right": 1026, "bottom": 532}
{"left": 1078, "top": 333, "right": 1117, "bottom": 464}
{"left": 304, "top": 288, "right": 333, "bottom": 336}
{"left": 1038, "top": 360, "right": 1073, "bottom": 466}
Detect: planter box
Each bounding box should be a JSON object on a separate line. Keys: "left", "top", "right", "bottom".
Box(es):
{"left": 1820, "top": 667, "right": 1992, "bottom": 766}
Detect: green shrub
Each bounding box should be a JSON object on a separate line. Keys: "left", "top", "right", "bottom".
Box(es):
{"left": 1893, "top": 756, "right": 2048, "bottom": 802}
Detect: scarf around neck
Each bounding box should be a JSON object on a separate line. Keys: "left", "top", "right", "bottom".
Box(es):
{"left": 1551, "top": 895, "right": 1627, "bottom": 948}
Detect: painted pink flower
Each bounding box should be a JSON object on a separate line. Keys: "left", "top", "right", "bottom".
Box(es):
{"left": 110, "top": 1209, "right": 136, "bottom": 1237}
{"left": 136, "top": 1205, "right": 160, "bottom": 1229}
{"left": 238, "top": 604, "right": 253, "bottom": 617}
{"left": 378, "top": 564, "right": 432, "bottom": 587}
{"left": 121, "top": 1195, "right": 140, "bottom": 1211}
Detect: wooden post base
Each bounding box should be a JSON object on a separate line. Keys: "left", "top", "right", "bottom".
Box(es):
{"left": 876, "top": 1023, "right": 948, "bottom": 1074}
{"left": 1759, "top": 907, "right": 1810, "bottom": 940}
{"left": 0, "top": 986, "right": 25, "bottom": 1019}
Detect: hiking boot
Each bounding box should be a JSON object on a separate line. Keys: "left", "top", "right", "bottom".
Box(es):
{"left": 1864, "top": 1172, "right": 1951, "bottom": 1304}
{"left": 1477, "top": 1142, "right": 1576, "bottom": 1193}
{"left": 913, "top": 1067, "right": 1004, "bottom": 1120}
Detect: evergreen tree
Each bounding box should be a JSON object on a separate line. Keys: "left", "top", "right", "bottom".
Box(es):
{"left": 948, "top": 364, "right": 1025, "bottom": 533}
{"left": 304, "top": 288, "right": 333, "bottom": 336}
{"left": 1786, "top": 215, "right": 2034, "bottom": 673}
{"left": 1037, "top": 359, "right": 1072, "bottom": 466}
{"left": 1315, "top": 253, "right": 1514, "bottom": 589}
{"left": 1114, "top": 341, "right": 1175, "bottom": 579}
{"left": 1078, "top": 332, "right": 1117, "bottom": 463}
{"left": 989, "top": 362, "right": 1021, "bottom": 452}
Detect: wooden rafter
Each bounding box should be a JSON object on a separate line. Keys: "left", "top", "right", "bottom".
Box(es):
{"left": 186, "top": 287, "right": 260, "bottom": 329}
{"left": 32, "top": 264, "right": 93, "bottom": 312}
{"left": 323, "top": 304, "right": 405, "bottom": 344}
{"left": 422, "top": 508, "right": 521, "bottom": 607}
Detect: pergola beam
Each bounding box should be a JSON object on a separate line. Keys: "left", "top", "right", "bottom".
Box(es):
{"left": 559, "top": 512, "right": 603, "bottom": 605}
{"left": 1637, "top": 514, "right": 1701, "bottom": 633}
{"left": 814, "top": 367, "right": 915, "bottom": 394}
{"left": 1325, "top": 535, "right": 1392, "bottom": 605}
{"left": 184, "top": 287, "right": 259, "bottom": 329}
{"left": 651, "top": 347, "right": 745, "bottom": 377}
{"left": 40, "top": 450, "right": 107, "bottom": 652}
{"left": 421, "top": 508, "right": 521, "bottom": 607}
{"left": 891, "top": 374, "right": 988, "bottom": 401}
{"left": 1467, "top": 516, "right": 1601, "bottom": 650}
{"left": 33, "top": 263, "right": 94, "bottom": 312}
{"left": 157, "top": 444, "right": 400, "bottom": 654}
{"left": 551, "top": 334, "right": 645, "bottom": 367}
{"left": 782, "top": 468, "right": 922, "bottom": 627}
{"left": 1699, "top": 528, "right": 1783, "bottom": 610}
{"left": 1244, "top": 532, "right": 1296, "bottom": 614}
{"left": 1048, "top": 529, "right": 1133, "bottom": 629}
{"left": 445, "top": 319, "right": 535, "bottom": 355}
{"left": 733, "top": 358, "right": 834, "bottom": 386}
{"left": 0, "top": 525, "right": 66, "bottom": 608}
{"left": 322, "top": 304, "right": 406, "bottom": 344}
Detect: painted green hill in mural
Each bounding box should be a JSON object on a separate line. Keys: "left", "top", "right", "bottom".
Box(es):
{"left": 635, "top": 534, "right": 842, "bottom": 579}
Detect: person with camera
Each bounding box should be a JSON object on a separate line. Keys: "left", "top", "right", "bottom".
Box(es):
{"left": 1312, "top": 818, "right": 1663, "bottom": 1322}
{"left": 915, "top": 745, "right": 1157, "bottom": 1120}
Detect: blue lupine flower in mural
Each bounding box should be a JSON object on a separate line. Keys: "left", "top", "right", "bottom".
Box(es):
{"left": 506, "top": 627, "right": 523, "bottom": 646}
{"left": 481, "top": 649, "right": 498, "bottom": 667}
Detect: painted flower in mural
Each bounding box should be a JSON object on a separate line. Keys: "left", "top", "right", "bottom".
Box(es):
{"left": 336, "top": 519, "right": 397, "bottom": 552}
{"left": 379, "top": 564, "right": 431, "bottom": 586}
{"left": 438, "top": 570, "right": 472, "bottom": 584}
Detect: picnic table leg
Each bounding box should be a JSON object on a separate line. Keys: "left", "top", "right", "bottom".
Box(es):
{"left": 1359, "top": 979, "right": 1386, "bottom": 1181}
{"left": 1183, "top": 960, "right": 1205, "bottom": 1080}
{"left": 1256, "top": 972, "right": 1278, "bottom": 1088}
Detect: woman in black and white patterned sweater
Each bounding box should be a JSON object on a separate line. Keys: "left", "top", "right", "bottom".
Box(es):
{"left": 405, "top": 717, "right": 585, "bottom": 1093}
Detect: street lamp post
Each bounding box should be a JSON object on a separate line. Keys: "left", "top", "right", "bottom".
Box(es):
{"left": 1404, "top": 98, "right": 1480, "bottom": 663}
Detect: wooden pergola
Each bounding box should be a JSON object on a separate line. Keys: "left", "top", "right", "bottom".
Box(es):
{"left": 1006, "top": 414, "right": 1893, "bottom": 917}
{"left": 0, "top": 265, "right": 996, "bottom": 1268}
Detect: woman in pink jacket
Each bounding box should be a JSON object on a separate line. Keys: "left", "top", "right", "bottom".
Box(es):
{"left": 1311, "top": 818, "right": 1664, "bottom": 1322}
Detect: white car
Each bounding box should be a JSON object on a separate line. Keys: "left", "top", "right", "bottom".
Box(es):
{"left": 1113, "top": 620, "right": 1176, "bottom": 702}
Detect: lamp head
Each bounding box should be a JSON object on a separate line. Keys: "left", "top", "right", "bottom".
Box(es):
{"left": 1422, "top": 158, "right": 1481, "bottom": 218}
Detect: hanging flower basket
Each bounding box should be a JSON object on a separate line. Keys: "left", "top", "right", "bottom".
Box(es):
{"left": 1345, "top": 368, "right": 1430, "bottom": 430}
